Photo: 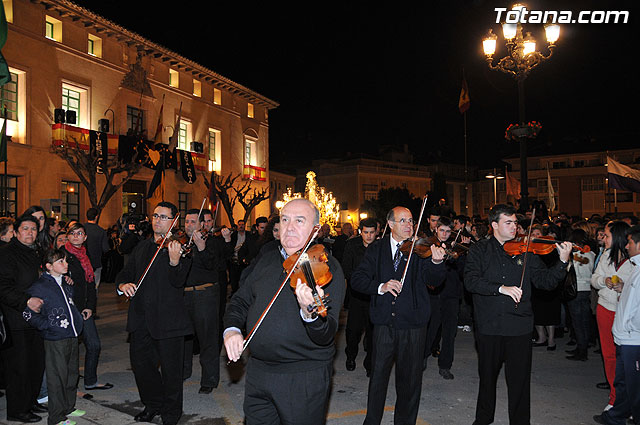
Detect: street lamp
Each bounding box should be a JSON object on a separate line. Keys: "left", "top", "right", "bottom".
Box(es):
{"left": 482, "top": 4, "right": 559, "bottom": 212}
{"left": 485, "top": 168, "right": 505, "bottom": 205}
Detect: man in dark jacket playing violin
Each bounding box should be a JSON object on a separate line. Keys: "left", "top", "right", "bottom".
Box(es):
{"left": 224, "top": 199, "right": 345, "bottom": 425}
{"left": 350, "top": 206, "right": 446, "bottom": 425}
{"left": 464, "top": 204, "right": 572, "bottom": 425}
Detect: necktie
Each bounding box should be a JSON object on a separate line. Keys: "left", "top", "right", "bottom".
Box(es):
{"left": 393, "top": 243, "right": 402, "bottom": 272}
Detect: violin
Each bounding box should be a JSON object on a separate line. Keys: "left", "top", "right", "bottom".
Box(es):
{"left": 503, "top": 235, "right": 590, "bottom": 256}
{"left": 399, "top": 236, "right": 464, "bottom": 260}
{"left": 155, "top": 229, "right": 193, "bottom": 257}
{"left": 282, "top": 243, "right": 333, "bottom": 318}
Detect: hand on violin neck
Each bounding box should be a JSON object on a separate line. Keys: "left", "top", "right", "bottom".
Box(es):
{"left": 294, "top": 279, "right": 323, "bottom": 318}
{"left": 430, "top": 246, "right": 446, "bottom": 263}
{"left": 556, "top": 241, "right": 573, "bottom": 263}
{"left": 192, "top": 230, "right": 206, "bottom": 251}
{"left": 167, "top": 240, "right": 182, "bottom": 266}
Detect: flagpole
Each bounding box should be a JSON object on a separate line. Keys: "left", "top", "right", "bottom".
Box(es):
{"left": 463, "top": 110, "right": 468, "bottom": 215}
{"left": 2, "top": 105, "right": 7, "bottom": 216}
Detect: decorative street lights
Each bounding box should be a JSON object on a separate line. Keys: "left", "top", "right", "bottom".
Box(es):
{"left": 482, "top": 4, "right": 559, "bottom": 212}
{"left": 485, "top": 168, "right": 505, "bottom": 205}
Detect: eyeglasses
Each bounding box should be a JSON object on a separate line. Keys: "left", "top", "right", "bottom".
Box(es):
{"left": 392, "top": 218, "right": 414, "bottom": 225}
{"left": 152, "top": 214, "right": 173, "bottom": 221}
{"left": 68, "top": 231, "right": 85, "bottom": 237}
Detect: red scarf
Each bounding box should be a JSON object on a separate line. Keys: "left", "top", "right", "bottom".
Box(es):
{"left": 65, "top": 241, "right": 95, "bottom": 283}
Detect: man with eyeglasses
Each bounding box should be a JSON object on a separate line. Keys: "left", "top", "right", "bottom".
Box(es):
{"left": 464, "top": 204, "right": 572, "bottom": 425}
{"left": 116, "top": 202, "right": 192, "bottom": 425}
{"left": 350, "top": 206, "right": 447, "bottom": 425}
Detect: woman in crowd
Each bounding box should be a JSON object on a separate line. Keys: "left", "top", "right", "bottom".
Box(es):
{"left": 23, "top": 205, "right": 52, "bottom": 252}
{"left": 0, "top": 217, "right": 15, "bottom": 246}
{"left": 54, "top": 231, "right": 68, "bottom": 249}
{"left": 591, "top": 220, "right": 633, "bottom": 413}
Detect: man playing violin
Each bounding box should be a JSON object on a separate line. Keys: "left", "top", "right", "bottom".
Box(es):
{"left": 464, "top": 204, "right": 572, "bottom": 425}
{"left": 223, "top": 198, "right": 345, "bottom": 425}
{"left": 116, "top": 202, "right": 192, "bottom": 425}
{"left": 351, "top": 206, "right": 446, "bottom": 425}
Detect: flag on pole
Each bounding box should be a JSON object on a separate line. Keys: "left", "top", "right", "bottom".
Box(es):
{"left": 0, "top": 1, "right": 11, "bottom": 87}
{"left": 146, "top": 151, "right": 165, "bottom": 199}
{"left": 546, "top": 164, "right": 556, "bottom": 213}
{"left": 167, "top": 102, "right": 182, "bottom": 151}
{"left": 153, "top": 96, "right": 164, "bottom": 144}
{"left": 607, "top": 156, "right": 640, "bottom": 193}
{"left": 458, "top": 78, "right": 470, "bottom": 114}
{"left": 0, "top": 109, "right": 7, "bottom": 163}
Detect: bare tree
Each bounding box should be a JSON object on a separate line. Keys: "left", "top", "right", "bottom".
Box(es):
{"left": 203, "top": 171, "right": 269, "bottom": 226}
{"left": 52, "top": 136, "right": 147, "bottom": 222}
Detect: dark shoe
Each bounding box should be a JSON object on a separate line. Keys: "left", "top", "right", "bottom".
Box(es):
{"left": 567, "top": 339, "right": 577, "bottom": 346}
{"left": 198, "top": 386, "right": 214, "bottom": 394}
{"left": 533, "top": 341, "right": 548, "bottom": 347}
{"left": 431, "top": 348, "right": 440, "bottom": 358}
{"left": 566, "top": 353, "right": 588, "bottom": 361}
{"left": 85, "top": 382, "right": 114, "bottom": 390}
{"left": 596, "top": 382, "right": 611, "bottom": 390}
{"left": 439, "top": 368, "right": 454, "bottom": 380}
{"left": 593, "top": 414, "right": 608, "bottom": 424}
{"left": 134, "top": 409, "right": 159, "bottom": 422}
{"left": 31, "top": 403, "right": 47, "bottom": 413}
{"left": 346, "top": 359, "right": 356, "bottom": 371}
{"left": 7, "top": 412, "right": 42, "bottom": 422}
{"left": 566, "top": 348, "right": 578, "bottom": 355}
{"left": 547, "top": 344, "right": 556, "bottom": 351}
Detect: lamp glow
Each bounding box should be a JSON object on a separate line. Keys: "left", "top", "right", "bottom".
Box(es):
{"left": 523, "top": 32, "right": 536, "bottom": 55}
{"left": 483, "top": 29, "right": 497, "bottom": 56}
{"left": 545, "top": 24, "right": 560, "bottom": 44}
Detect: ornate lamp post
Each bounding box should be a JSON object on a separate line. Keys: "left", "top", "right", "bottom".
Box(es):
{"left": 485, "top": 168, "right": 505, "bottom": 205}
{"left": 482, "top": 4, "right": 559, "bottom": 212}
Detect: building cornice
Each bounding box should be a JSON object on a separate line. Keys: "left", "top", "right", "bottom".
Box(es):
{"left": 33, "top": 0, "right": 280, "bottom": 109}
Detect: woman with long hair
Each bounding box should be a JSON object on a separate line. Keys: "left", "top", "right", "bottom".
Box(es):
{"left": 23, "top": 205, "right": 52, "bottom": 252}
{"left": 591, "top": 220, "right": 633, "bottom": 413}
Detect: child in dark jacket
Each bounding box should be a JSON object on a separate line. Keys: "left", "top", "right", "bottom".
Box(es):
{"left": 24, "top": 249, "right": 86, "bottom": 425}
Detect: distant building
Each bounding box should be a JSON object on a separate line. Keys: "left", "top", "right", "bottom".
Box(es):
{"left": 268, "top": 169, "right": 296, "bottom": 214}
{"left": 1, "top": 0, "right": 277, "bottom": 226}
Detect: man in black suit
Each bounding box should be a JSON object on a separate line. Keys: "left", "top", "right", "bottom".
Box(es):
{"left": 117, "top": 202, "right": 192, "bottom": 425}
{"left": 351, "top": 206, "right": 447, "bottom": 425}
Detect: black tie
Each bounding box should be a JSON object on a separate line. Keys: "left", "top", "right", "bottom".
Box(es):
{"left": 393, "top": 243, "right": 402, "bottom": 272}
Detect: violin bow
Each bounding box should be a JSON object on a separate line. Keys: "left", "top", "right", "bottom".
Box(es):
{"left": 381, "top": 222, "right": 388, "bottom": 239}
{"left": 186, "top": 197, "right": 207, "bottom": 247}
{"left": 515, "top": 207, "right": 536, "bottom": 309}
{"left": 398, "top": 194, "right": 429, "bottom": 290}
{"left": 235, "top": 225, "right": 322, "bottom": 360}
{"left": 129, "top": 214, "right": 180, "bottom": 299}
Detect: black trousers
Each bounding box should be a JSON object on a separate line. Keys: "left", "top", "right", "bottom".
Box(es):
{"left": 183, "top": 284, "right": 220, "bottom": 387}
{"left": 244, "top": 361, "right": 332, "bottom": 425}
{"left": 426, "top": 296, "right": 460, "bottom": 370}
{"left": 473, "top": 333, "right": 532, "bottom": 425}
{"left": 345, "top": 296, "right": 372, "bottom": 370}
{"left": 2, "top": 328, "right": 45, "bottom": 417}
{"left": 45, "top": 338, "right": 79, "bottom": 425}
{"left": 130, "top": 328, "right": 185, "bottom": 425}
{"left": 364, "top": 325, "right": 427, "bottom": 425}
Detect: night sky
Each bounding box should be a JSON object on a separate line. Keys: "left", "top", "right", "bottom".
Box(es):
{"left": 75, "top": 0, "right": 639, "bottom": 173}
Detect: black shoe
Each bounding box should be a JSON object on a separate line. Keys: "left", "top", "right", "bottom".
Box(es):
{"left": 31, "top": 403, "right": 47, "bottom": 413}
{"left": 85, "top": 382, "right": 114, "bottom": 390}
{"left": 567, "top": 339, "right": 577, "bottom": 346}
{"left": 346, "top": 359, "right": 356, "bottom": 371}
{"left": 7, "top": 412, "right": 42, "bottom": 422}
{"left": 593, "top": 414, "right": 608, "bottom": 424}
{"left": 134, "top": 409, "right": 159, "bottom": 422}
{"left": 547, "top": 344, "right": 556, "bottom": 351}
{"left": 431, "top": 348, "right": 440, "bottom": 358}
{"left": 439, "top": 368, "right": 454, "bottom": 380}
{"left": 596, "top": 382, "right": 611, "bottom": 390}
{"left": 533, "top": 341, "right": 548, "bottom": 347}
{"left": 566, "top": 348, "right": 578, "bottom": 355}
{"left": 566, "top": 353, "right": 588, "bottom": 361}
{"left": 198, "top": 386, "right": 214, "bottom": 394}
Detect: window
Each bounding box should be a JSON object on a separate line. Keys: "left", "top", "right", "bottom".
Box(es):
{"left": 247, "top": 103, "right": 254, "bottom": 118}
{"left": 62, "top": 87, "right": 81, "bottom": 123}
{"left": 0, "top": 175, "right": 18, "bottom": 217}
{"left": 62, "top": 83, "right": 89, "bottom": 128}
{"left": 606, "top": 192, "right": 633, "bottom": 203}
{"left": 61, "top": 181, "right": 80, "bottom": 221}
{"left": 178, "top": 192, "right": 189, "bottom": 229}
{"left": 88, "top": 34, "right": 102, "bottom": 58}
{"left": 127, "top": 106, "right": 145, "bottom": 135}
{"left": 582, "top": 177, "right": 605, "bottom": 191}
{"left": 169, "top": 69, "right": 179, "bottom": 88}
{"left": 573, "top": 160, "right": 585, "bottom": 168}
{"left": 1, "top": 71, "right": 18, "bottom": 121}
{"left": 213, "top": 88, "right": 221, "bottom": 105}
{"left": 193, "top": 79, "right": 201, "bottom": 97}
{"left": 552, "top": 161, "right": 567, "bottom": 169}
{"left": 45, "top": 15, "right": 62, "bottom": 42}
{"left": 363, "top": 191, "right": 378, "bottom": 201}
{"left": 177, "top": 121, "right": 192, "bottom": 151}
{"left": 207, "top": 128, "right": 221, "bottom": 172}
{"left": 244, "top": 138, "right": 256, "bottom": 166}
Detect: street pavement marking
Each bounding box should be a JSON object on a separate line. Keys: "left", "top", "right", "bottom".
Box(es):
{"left": 327, "top": 406, "right": 431, "bottom": 424}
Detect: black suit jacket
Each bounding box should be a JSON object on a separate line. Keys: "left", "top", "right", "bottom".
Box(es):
{"left": 115, "top": 238, "right": 192, "bottom": 339}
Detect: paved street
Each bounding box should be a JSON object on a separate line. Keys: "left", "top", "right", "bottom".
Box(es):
{"left": 0, "top": 283, "right": 608, "bottom": 425}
